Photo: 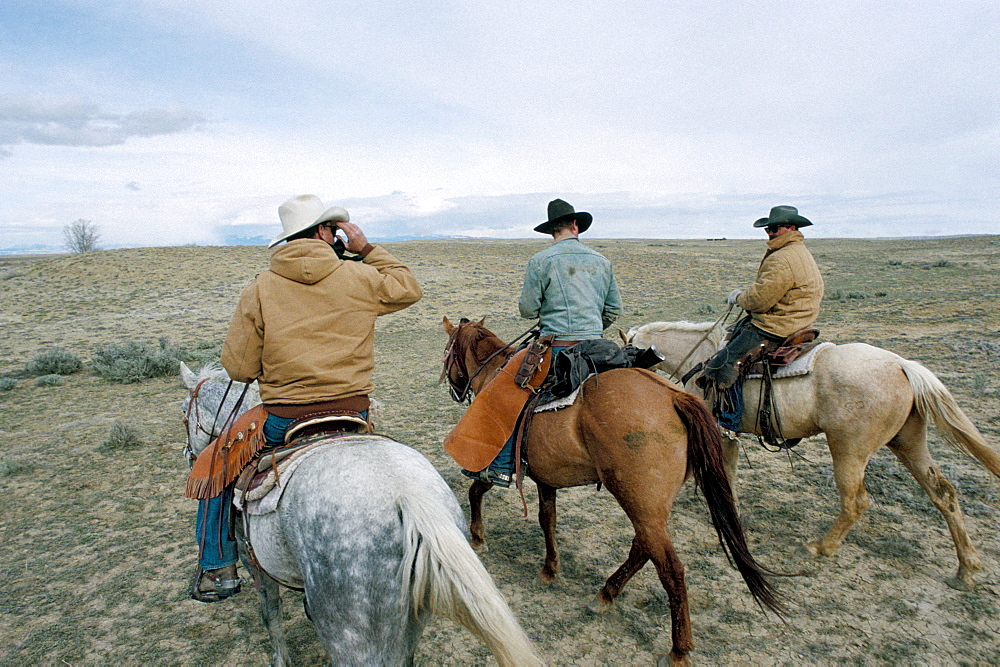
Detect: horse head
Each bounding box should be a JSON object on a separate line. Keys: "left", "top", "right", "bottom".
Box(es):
{"left": 179, "top": 361, "right": 261, "bottom": 462}
{"left": 440, "top": 316, "right": 515, "bottom": 402}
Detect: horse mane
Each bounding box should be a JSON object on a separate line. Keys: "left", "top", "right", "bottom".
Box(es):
{"left": 629, "top": 320, "right": 723, "bottom": 347}
{"left": 195, "top": 361, "right": 232, "bottom": 383}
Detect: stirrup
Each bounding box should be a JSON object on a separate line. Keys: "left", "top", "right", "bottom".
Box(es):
{"left": 461, "top": 468, "right": 512, "bottom": 488}
{"left": 190, "top": 565, "right": 243, "bottom": 603}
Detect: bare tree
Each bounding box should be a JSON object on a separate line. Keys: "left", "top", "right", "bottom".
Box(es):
{"left": 63, "top": 219, "right": 101, "bottom": 253}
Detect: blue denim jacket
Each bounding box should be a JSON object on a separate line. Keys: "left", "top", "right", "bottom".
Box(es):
{"left": 518, "top": 238, "right": 622, "bottom": 339}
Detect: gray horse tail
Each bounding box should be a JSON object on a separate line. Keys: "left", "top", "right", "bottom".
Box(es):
{"left": 397, "top": 493, "right": 543, "bottom": 666}
{"left": 899, "top": 358, "right": 1000, "bottom": 476}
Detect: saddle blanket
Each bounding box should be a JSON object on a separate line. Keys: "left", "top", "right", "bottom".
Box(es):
{"left": 747, "top": 342, "right": 834, "bottom": 379}
{"left": 233, "top": 434, "right": 385, "bottom": 516}
{"left": 534, "top": 373, "right": 595, "bottom": 412}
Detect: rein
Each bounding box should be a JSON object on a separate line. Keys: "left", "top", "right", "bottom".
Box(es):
{"left": 441, "top": 324, "right": 539, "bottom": 403}
{"left": 667, "top": 304, "right": 735, "bottom": 384}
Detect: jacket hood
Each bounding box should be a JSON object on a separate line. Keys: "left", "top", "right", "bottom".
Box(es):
{"left": 766, "top": 229, "right": 804, "bottom": 251}
{"left": 269, "top": 239, "right": 340, "bottom": 285}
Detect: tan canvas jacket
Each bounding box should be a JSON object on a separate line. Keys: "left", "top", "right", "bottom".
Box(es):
{"left": 736, "top": 230, "right": 824, "bottom": 337}
{"left": 221, "top": 239, "right": 422, "bottom": 404}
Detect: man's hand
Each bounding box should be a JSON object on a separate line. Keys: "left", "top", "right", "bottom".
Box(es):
{"left": 334, "top": 221, "right": 369, "bottom": 253}
{"left": 727, "top": 289, "right": 743, "bottom": 306}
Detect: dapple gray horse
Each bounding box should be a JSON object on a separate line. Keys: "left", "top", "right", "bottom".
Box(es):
{"left": 181, "top": 362, "right": 540, "bottom": 666}
{"left": 623, "top": 321, "right": 1000, "bottom": 590}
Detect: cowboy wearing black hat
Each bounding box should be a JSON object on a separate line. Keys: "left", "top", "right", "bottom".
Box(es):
{"left": 702, "top": 205, "right": 824, "bottom": 393}
{"left": 462, "top": 199, "right": 623, "bottom": 487}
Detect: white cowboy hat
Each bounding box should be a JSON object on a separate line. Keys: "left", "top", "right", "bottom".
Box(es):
{"left": 269, "top": 195, "right": 350, "bottom": 248}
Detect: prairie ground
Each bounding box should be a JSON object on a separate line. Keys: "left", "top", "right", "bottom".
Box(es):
{"left": 1, "top": 235, "right": 999, "bottom": 664}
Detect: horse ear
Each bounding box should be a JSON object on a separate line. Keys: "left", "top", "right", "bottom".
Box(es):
{"left": 443, "top": 316, "right": 455, "bottom": 334}
{"left": 476, "top": 317, "right": 486, "bottom": 326}
{"left": 618, "top": 328, "right": 628, "bottom": 344}
{"left": 179, "top": 361, "right": 198, "bottom": 389}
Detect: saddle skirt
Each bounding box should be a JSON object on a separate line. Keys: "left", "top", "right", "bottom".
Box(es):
{"left": 746, "top": 341, "right": 834, "bottom": 379}
{"left": 234, "top": 433, "right": 388, "bottom": 515}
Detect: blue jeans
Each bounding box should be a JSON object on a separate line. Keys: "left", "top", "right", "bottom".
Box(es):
{"left": 195, "top": 413, "right": 295, "bottom": 571}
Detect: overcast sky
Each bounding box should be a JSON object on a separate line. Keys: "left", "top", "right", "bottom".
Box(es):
{"left": 2, "top": 1, "right": 997, "bottom": 250}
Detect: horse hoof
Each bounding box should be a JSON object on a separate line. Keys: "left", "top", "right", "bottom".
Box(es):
{"left": 538, "top": 568, "right": 558, "bottom": 585}
{"left": 656, "top": 653, "right": 690, "bottom": 667}
{"left": 946, "top": 575, "right": 976, "bottom": 591}
{"left": 587, "top": 594, "right": 614, "bottom": 614}
{"left": 471, "top": 541, "right": 489, "bottom": 554}
{"left": 802, "top": 540, "right": 834, "bottom": 557}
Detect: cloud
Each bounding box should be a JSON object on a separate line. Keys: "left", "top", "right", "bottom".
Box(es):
{"left": 0, "top": 97, "right": 204, "bottom": 153}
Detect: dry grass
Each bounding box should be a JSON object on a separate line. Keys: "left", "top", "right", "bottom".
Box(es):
{"left": 1, "top": 236, "right": 999, "bottom": 664}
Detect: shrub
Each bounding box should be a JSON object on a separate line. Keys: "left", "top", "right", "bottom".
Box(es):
{"left": 847, "top": 291, "right": 870, "bottom": 299}
{"left": 178, "top": 340, "right": 223, "bottom": 365}
{"left": 91, "top": 338, "right": 182, "bottom": 383}
{"left": 0, "top": 458, "right": 34, "bottom": 476}
{"left": 102, "top": 421, "right": 143, "bottom": 451}
{"left": 696, "top": 303, "right": 717, "bottom": 316}
{"left": 0, "top": 378, "right": 17, "bottom": 391}
{"left": 825, "top": 289, "right": 844, "bottom": 301}
{"left": 35, "top": 374, "right": 65, "bottom": 387}
{"left": 26, "top": 348, "right": 82, "bottom": 376}
{"left": 887, "top": 259, "right": 903, "bottom": 266}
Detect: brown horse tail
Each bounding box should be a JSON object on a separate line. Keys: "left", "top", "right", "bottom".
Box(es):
{"left": 898, "top": 358, "right": 1000, "bottom": 478}
{"left": 673, "top": 390, "right": 786, "bottom": 616}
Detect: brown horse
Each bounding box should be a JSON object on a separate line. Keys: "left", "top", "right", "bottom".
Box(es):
{"left": 442, "top": 317, "right": 783, "bottom": 665}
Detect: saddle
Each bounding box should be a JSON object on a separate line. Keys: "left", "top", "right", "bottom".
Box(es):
{"left": 444, "top": 336, "right": 553, "bottom": 471}
{"left": 743, "top": 327, "right": 821, "bottom": 372}
{"left": 185, "top": 408, "right": 370, "bottom": 500}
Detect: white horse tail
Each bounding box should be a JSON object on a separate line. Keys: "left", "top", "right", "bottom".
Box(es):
{"left": 398, "top": 493, "right": 543, "bottom": 666}
{"left": 899, "top": 358, "right": 1000, "bottom": 477}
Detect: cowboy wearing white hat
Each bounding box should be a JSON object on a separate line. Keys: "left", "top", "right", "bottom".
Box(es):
{"left": 190, "top": 194, "right": 423, "bottom": 602}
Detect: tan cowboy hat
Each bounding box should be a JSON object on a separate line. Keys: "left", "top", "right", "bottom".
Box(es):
{"left": 534, "top": 199, "right": 593, "bottom": 234}
{"left": 269, "top": 195, "right": 350, "bottom": 248}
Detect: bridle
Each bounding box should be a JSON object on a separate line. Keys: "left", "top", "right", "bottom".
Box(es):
{"left": 440, "top": 322, "right": 538, "bottom": 403}
{"left": 182, "top": 376, "right": 252, "bottom": 464}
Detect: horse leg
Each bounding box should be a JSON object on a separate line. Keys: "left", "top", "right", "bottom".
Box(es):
{"left": 537, "top": 481, "right": 560, "bottom": 583}
{"left": 595, "top": 537, "right": 649, "bottom": 609}
{"left": 468, "top": 479, "right": 493, "bottom": 551}
{"left": 600, "top": 476, "right": 692, "bottom": 664}
{"left": 236, "top": 524, "right": 291, "bottom": 666}
{"left": 722, "top": 434, "right": 741, "bottom": 505}
{"left": 643, "top": 526, "right": 693, "bottom": 665}
{"left": 888, "top": 413, "right": 984, "bottom": 589}
{"left": 803, "top": 445, "right": 872, "bottom": 557}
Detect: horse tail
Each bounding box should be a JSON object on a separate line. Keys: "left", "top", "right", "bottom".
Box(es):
{"left": 673, "top": 390, "right": 786, "bottom": 616}
{"left": 899, "top": 359, "right": 1000, "bottom": 477}
{"left": 397, "top": 492, "right": 543, "bottom": 666}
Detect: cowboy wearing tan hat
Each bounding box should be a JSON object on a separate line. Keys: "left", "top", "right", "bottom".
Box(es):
{"left": 702, "top": 205, "right": 824, "bottom": 394}
{"left": 190, "top": 194, "right": 422, "bottom": 602}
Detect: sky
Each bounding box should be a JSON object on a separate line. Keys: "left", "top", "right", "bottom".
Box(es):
{"left": 1, "top": 0, "right": 998, "bottom": 251}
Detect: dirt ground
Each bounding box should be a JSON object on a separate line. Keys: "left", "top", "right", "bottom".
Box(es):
{"left": 1, "top": 235, "right": 999, "bottom": 664}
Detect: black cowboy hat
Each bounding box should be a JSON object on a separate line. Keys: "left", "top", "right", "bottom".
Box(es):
{"left": 534, "top": 199, "right": 593, "bottom": 234}
{"left": 753, "top": 205, "right": 812, "bottom": 228}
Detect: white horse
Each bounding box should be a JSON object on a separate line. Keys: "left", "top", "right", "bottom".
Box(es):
{"left": 622, "top": 322, "right": 1000, "bottom": 590}
{"left": 180, "top": 362, "right": 541, "bottom": 666}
